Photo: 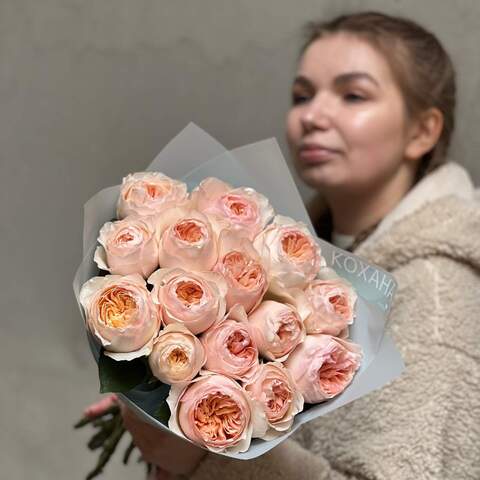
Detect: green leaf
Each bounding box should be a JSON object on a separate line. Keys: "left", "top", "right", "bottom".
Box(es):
{"left": 98, "top": 353, "right": 147, "bottom": 394}
{"left": 153, "top": 402, "right": 171, "bottom": 425}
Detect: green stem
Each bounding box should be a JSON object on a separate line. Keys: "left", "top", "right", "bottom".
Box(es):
{"left": 123, "top": 440, "right": 136, "bottom": 465}
{"left": 87, "top": 418, "right": 116, "bottom": 451}
{"left": 85, "top": 415, "right": 125, "bottom": 480}
{"left": 74, "top": 405, "right": 120, "bottom": 429}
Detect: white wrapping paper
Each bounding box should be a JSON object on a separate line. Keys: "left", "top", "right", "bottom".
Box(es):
{"left": 73, "top": 123, "right": 404, "bottom": 460}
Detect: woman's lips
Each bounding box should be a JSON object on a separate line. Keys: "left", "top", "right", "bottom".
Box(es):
{"left": 298, "top": 145, "right": 341, "bottom": 165}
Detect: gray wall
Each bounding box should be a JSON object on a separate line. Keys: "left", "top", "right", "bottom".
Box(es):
{"left": 1, "top": 1, "right": 478, "bottom": 479}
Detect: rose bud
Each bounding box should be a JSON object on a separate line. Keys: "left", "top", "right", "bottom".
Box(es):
{"left": 284, "top": 334, "right": 362, "bottom": 403}
{"left": 190, "top": 177, "right": 274, "bottom": 240}
{"left": 300, "top": 270, "right": 357, "bottom": 336}
{"left": 148, "top": 268, "right": 227, "bottom": 335}
{"left": 148, "top": 324, "right": 206, "bottom": 385}
{"left": 156, "top": 207, "right": 224, "bottom": 272}
{"left": 244, "top": 362, "right": 304, "bottom": 440}
{"left": 248, "top": 300, "right": 306, "bottom": 362}
{"left": 79, "top": 274, "right": 160, "bottom": 361}
{"left": 214, "top": 230, "right": 268, "bottom": 314}
{"left": 117, "top": 172, "right": 188, "bottom": 219}
{"left": 200, "top": 305, "right": 259, "bottom": 382}
{"left": 166, "top": 373, "right": 267, "bottom": 453}
{"left": 254, "top": 215, "right": 325, "bottom": 292}
{"left": 94, "top": 215, "right": 158, "bottom": 278}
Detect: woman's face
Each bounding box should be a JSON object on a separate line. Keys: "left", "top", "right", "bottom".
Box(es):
{"left": 286, "top": 33, "right": 414, "bottom": 194}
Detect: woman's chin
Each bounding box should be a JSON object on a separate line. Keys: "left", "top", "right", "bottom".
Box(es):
{"left": 297, "top": 165, "right": 341, "bottom": 191}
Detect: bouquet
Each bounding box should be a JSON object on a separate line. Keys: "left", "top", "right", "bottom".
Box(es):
{"left": 73, "top": 124, "right": 404, "bottom": 477}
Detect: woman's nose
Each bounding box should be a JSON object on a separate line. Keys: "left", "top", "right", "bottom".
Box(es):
{"left": 300, "top": 95, "right": 333, "bottom": 132}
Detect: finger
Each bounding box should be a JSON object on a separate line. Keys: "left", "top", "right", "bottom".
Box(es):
{"left": 83, "top": 394, "right": 119, "bottom": 418}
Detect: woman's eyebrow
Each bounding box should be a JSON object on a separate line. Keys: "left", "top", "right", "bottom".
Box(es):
{"left": 334, "top": 72, "right": 380, "bottom": 87}
{"left": 292, "top": 75, "right": 314, "bottom": 89}
{"left": 293, "top": 72, "right": 380, "bottom": 89}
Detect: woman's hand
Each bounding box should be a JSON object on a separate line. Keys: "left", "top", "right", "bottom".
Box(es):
{"left": 83, "top": 393, "right": 119, "bottom": 418}
{"left": 120, "top": 402, "right": 207, "bottom": 478}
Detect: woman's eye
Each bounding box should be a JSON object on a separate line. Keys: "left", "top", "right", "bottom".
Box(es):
{"left": 343, "top": 93, "right": 366, "bottom": 103}
{"left": 292, "top": 93, "right": 311, "bottom": 105}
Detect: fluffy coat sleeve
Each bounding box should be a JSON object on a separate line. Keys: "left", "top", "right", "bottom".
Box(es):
{"left": 191, "top": 439, "right": 354, "bottom": 480}
{"left": 189, "top": 251, "right": 480, "bottom": 480}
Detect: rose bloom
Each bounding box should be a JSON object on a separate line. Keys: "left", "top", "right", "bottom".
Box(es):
{"left": 79, "top": 274, "right": 160, "bottom": 361}
{"left": 302, "top": 274, "right": 357, "bottom": 336}
{"left": 167, "top": 373, "right": 267, "bottom": 453}
{"left": 200, "top": 305, "right": 259, "bottom": 382}
{"left": 156, "top": 207, "right": 222, "bottom": 272}
{"left": 190, "top": 177, "right": 274, "bottom": 240}
{"left": 244, "top": 362, "right": 304, "bottom": 440}
{"left": 148, "top": 268, "right": 227, "bottom": 335}
{"left": 94, "top": 216, "right": 158, "bottom": 278}
{"left": 214, "top": 230, "right": 268, "bottom": 314}
{"left": 117, "top": 172, "right": 188, "bottom": 219}
{"left": 248, "top": 301, "right": 306, "bottom": 362}
{"left": 254, "top": 215, "right": 325, "bottom": 291}
{"left": 284, "top": 334, "right": 362, "bottom": 403}
{"left": 148, "top": 324, "right": 206, "bottom": 385}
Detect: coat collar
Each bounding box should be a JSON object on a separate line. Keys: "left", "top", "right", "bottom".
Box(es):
{"left": 354, "top": 163, "right": 480, "bottom": 271}
{"left": 359, "top": 162, "right": 475, "bottom": 251}
{"left": 308, "top": 162, "right": 479, "bottom": 269}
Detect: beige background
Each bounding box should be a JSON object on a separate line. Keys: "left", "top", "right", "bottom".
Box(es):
{"left": 1, "top": 1, "right": 478, "bottom": 479}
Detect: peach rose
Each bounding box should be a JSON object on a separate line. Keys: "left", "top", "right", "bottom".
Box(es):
{"left": 148, "top": 324, "right": 206, "bottom": 385}
{"left": 300, "top": 271, "right": 357, "bottom": 336}
{"left": 148, "top": 268, "right": 227, "bottom": 335}
{"left": 117, "top": 172, "right": 188, "bottom": 219}
{"left": 214, "top": 230, "right": 268, "bottom": 314}
{"left": 244, "top": 362, "right": 304, "bottom": 440}
{"left": 248, "top": 301, "right": 306, "bottom": 362}
{"left": 190, "top": 177, "right": 274, "bottom": 240}
{"left": 253, "top": 215, "right": 325, "bottom": 292}
{"left": 166, "top": 373, "right": 267, "bottom": 453}
{"left": 200, "top": 305, "right": 259, "bottom": 382}
{"left": 284, "top": 334, "right": 362, "bottom": 403}
{"left": 79, "top": 274, "right": 160, "bottom": 361}
{"left": 156, "top": 208, "right": 223, "bottom": 272}
{"left": 94, "top": 216, "right": 158, "bottom": 278}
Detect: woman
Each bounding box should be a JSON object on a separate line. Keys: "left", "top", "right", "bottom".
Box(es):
{"left": 90, "top": 11, "right": 480, "bottom": 479}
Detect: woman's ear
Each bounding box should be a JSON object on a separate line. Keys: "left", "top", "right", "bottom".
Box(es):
{"left": 404, "top": 107, "right": 444, "bottom": 161}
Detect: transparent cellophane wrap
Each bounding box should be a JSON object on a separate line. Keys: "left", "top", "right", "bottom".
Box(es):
{"left": 73, "top": 124, "right": 404, "bottom": 460}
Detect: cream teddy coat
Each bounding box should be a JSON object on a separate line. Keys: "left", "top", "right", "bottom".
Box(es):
{"left": 189, "top": 163, "right": 480, "bottom": 480}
